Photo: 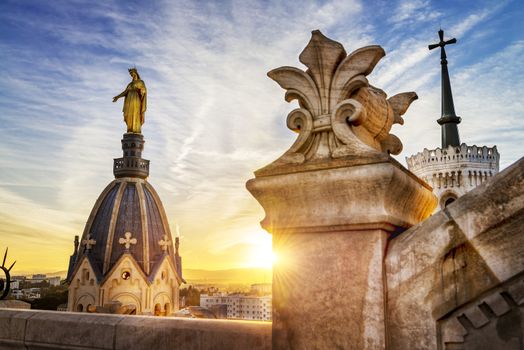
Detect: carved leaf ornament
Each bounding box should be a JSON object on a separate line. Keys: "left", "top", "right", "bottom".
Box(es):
{"left": 267, "top": 30, "right": 417, "bottom": 168}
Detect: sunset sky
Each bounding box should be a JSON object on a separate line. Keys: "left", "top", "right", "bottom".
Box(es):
{"left": 1, "top": 0, "right": 523, "bottom": 275}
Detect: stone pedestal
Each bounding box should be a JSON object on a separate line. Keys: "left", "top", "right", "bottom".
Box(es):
{"left": 247, "top": 160, "right": 436, "bottom": 349}
{"left": 247, "top": 30, "right": 438, "bottom": 349}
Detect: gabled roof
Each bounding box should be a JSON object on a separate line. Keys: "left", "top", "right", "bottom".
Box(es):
{"left": 69, "top": 254, "right": 104, "bottom": 283}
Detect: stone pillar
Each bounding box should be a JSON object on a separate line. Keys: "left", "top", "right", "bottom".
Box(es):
{"left": 246, "top": 31, "right": 437, "bottom": 349}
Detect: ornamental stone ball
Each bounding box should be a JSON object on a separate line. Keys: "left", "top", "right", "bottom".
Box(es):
{"left": 113, "top": 68, "right": 147, "bottom": 134}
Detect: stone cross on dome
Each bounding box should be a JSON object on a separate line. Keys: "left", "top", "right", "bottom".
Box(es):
{"left": 158, "top": 235, "right": 171, "bottom": 254}
{"left": 82, "top": 234, "right": 96, "bottom": 252}
{"left": 119, "top": 232, "right": 137, "bottom": 250}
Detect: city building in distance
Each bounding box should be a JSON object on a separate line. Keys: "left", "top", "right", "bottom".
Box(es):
{"left": 200, "top": 283, "right": 272, "bottom": 321}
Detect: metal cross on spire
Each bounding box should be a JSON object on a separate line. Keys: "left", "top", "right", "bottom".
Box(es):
{"left": 429, "top": 29, "right": 461, "bottom": 148}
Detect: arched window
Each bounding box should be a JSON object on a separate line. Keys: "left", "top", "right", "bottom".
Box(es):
{"left": 164, "top": 303, "right": 170, "bottom": 315}
{"left": 154, "top": 303, "right": 162, "bottom": 316}
{"left": 441, "top": 192, "right": 458, "bottom": 209}
{"left": 444, "top": 197, "right": 456, "bottom": 207}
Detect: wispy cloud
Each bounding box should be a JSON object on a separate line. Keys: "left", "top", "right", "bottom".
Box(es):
{"left": 0, "top": 0, "right": 522, "bottom": 273}
{"left": 389, "top": 0, "right": 441, "bottom": 25}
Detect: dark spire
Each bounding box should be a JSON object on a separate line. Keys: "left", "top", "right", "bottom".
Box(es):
{"left": 73, "top": 235, "right": 79, "bottom": 255}
{"left": 66, "top": 236, "right": 80, "bottom": 283}
{"left": 174, "top": 236, "right": 186, "bottom": 283}
{"left": 429, "top": 29, "right": 461, "bottom": 148}
{"left": 175, "top": 236, "right": 180, "bottom": 256}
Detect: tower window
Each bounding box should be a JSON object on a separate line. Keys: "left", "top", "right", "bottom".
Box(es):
{"left": 121, "top": 271, "right": 131, "bottom": 280}
{"left": 444, "top": 197, "right": 456, "bottom": 207}
{"left": 441, "top": 193, "right": 458, "bottom": 209}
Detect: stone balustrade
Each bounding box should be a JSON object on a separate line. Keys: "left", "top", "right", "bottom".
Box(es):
{"left": 113, "top": 157, "right": 150, "bottom": 178}
{"left": 0, "top": 309, "right": 271, "bottom": 350}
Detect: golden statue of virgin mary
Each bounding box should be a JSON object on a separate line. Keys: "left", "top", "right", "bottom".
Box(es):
{"left": 113, "top": 68, "right": 147, "bottom": 133}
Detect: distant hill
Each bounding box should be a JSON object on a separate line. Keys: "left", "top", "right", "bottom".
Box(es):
{"left": 46, "top": 270, "right": 68, "bottom": 278}
{"left": 11, "top": 270, "right": 68, "bottom": 279}
{"left": 13, "top": 268, "right": 272, "bottom": 285}
{"left": 182, "top": 268, "right": 272, "bottom": 285}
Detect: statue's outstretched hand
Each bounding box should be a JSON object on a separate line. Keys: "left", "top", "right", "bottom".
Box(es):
{"left": 112, "top": 96, "right": 119, "bottom": 102}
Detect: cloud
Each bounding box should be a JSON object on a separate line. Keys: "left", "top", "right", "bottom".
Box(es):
{"left": 0, "top": 0, "right": 522, "bottom": 273}
{"left": 389, "top": 0, "right": 441, "bottom": 26}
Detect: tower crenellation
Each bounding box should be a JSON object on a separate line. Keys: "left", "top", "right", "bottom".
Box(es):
{"left": 407, "top": 143, "right": 499, "bottom": 208}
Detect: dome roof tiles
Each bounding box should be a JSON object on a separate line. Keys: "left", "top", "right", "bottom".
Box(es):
{"left": 76, "top": 178, "right": 174, "bottom": 280}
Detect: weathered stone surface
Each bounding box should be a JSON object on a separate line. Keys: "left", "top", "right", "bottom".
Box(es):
{"left": 115, "top": 317, "right": 270, "bottom": 350}
{"left": 386, "top": 157, "right": 524, "bottom": 349}
{"left": 482, "top": 293, "right": 512, "bottom": 316}
{"left": 257, "top": 30, "right": 419, "bottom": 177}
{"left": 272, "top": 230, "right": 387, "bottom": 349}
{"left": 0, "top": 309, "right": 36, "bottom": 349}
{"left": 446, "top": 158, "right": 524, "bottom": 282}
{"left": 507, "top": 280, "right": 524, "bottom": 305}
{"left": 463, "top": 307, "right": 490, "bottom": 328}
{"left": 248, "top": 161, "right": 435, "bottom": 232}
{"left": 0, "top": 300, "right": 31, "bottom": 310}
{"left": 0, "top": 309, "right": 271, "bottom": 350}
{"left": 440, "top": 317, "right": 468, "bottom": 344}
{"left": 437, "top": 277, "right": 524, "bottom": 350}
{"left": 248, "top": 158, "right": 436, "bottom": 349}
{"left": 25, "top": 311, "right": 124, "bottom": 349}
{"left": 247, "top": 30, "right": 437, "bottom": 350}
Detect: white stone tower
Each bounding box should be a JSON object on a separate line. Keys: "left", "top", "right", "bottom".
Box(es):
{"left": 406, "top": 29, "right": 500, "bottom": 210}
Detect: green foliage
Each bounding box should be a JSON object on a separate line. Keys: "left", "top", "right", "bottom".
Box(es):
{"left": 20, "top": 280, "right": 50, "bottom": 289}
{"left": 29, "top": 288, "right": 68, "bottom": 310}
{"left": 180, "top": 286, "right": 201, "bottom": 306}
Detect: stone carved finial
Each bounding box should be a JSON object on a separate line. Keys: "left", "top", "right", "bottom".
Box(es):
{"left": 119, "top": 232, "right": 137, "bottom": 250}
{"left": 262, "top": 30, "right": 417, "bottom": 174}
{"left": 158, "top": 234, "right": 171, "bottom": 254}
{"left": 82, "top": 233, "right": 96, "bottom": 252}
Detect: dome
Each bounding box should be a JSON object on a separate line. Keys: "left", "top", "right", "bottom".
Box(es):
{"left": 79, "top": 177, "right": 173, "bottom": 280}
{"left": 68, "top": 132, "right": 182, "bottom": 283}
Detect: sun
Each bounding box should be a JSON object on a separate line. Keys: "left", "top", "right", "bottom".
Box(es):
{"left": 246, "top": 232, "right": 276, "bottom": 268}
{"left": 271, "top": 251, "right": 278, "bottom": 265}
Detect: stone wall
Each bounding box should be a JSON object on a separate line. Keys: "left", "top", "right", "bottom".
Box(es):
{"left": 386, "top": 157, "right": 524, "bottom": 349}
{"left": 0, "top": 309, "right": 271, "bottom": 350}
